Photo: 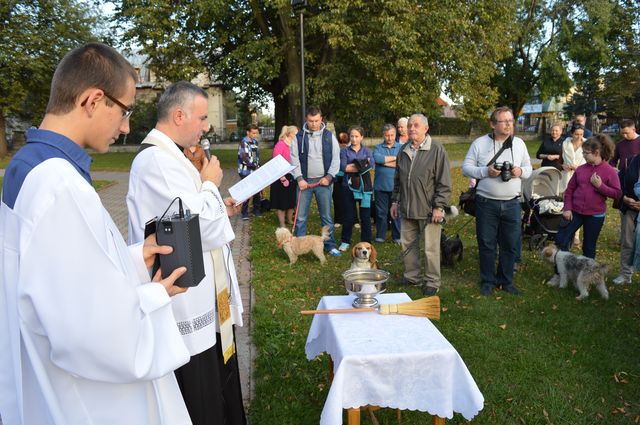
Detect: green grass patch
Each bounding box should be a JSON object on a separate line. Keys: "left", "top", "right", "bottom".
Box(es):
{"left": 87, "top": 149, "right": 274, "bottom": 171}
{"left": 93, "top": 180, "right": 114, "bottom": 191}
{"left": 249, "top": 167, "right": 640, "bottom": 424}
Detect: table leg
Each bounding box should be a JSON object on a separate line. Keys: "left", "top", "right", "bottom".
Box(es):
{"left": 347, "top": 408, "right": 360, "bottom": 425}
{"left": 432, "top": 415, "right": 446, "bottom": 425}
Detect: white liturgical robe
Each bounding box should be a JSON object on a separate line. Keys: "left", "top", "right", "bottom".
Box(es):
{"left": 127, "top": 129, "right": 243, "bottom": 357}
{"left": 0, "top": 130, "right": 192, "bottom": 425}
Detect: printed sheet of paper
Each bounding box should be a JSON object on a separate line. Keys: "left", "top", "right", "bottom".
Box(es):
{"left": 228, "top": 154, "right": 296, "bottom": 205}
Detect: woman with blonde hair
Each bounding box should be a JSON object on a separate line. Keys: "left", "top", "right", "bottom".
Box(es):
{"left": 270, "top": 125, "right": 299, "bottom": 227}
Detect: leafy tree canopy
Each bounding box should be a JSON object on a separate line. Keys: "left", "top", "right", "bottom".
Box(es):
{"left": 116, "top": 0, "right": 516, "bottom": 132}
{"left": 0, "top": 0, "right": 99, "bottom": 156}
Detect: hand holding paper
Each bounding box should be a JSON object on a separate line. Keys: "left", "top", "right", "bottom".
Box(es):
{"left": 228, "top": 155, "right": 296, "bottom": 205}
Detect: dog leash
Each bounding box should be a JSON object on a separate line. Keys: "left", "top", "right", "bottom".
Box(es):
{"left": 291, "top": 181, "right": 321, "bottom": 233}
{"left": 383, "top": 215, "right": 474, "bottom": 267}
{"left": 446, "top": 216, "right": 475, "bottom": 238}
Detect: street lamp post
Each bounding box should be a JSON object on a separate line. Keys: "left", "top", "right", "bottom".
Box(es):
{"left": 292, "top": 0, "right": 307, "bottom": 128}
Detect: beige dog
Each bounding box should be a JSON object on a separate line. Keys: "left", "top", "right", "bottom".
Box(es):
{"left": 350, "top": 242, "right": 378, "bottom": 269}
{"left": 275, "top": 226, "right": 329, "bottom": 265}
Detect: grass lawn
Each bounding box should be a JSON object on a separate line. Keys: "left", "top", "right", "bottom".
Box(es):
{"left": 93, "top": 180, "right": 113, "bottom": 191}
{"left": 248, "top": 167, "right": 640, "bottom": 424}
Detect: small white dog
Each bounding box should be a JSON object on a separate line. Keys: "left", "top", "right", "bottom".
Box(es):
{"left": 350, "top": 242, "right": 378, "bottom": 270}
{"left": 541, "top": 245, "right": 609, "bottom": 300}
{"left": 275, "top": 225, "right": 329, "bottom": 265}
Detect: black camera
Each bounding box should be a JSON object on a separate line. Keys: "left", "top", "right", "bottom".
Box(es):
{"left": 499, "top": 161, "right": 513, "bottom": 182}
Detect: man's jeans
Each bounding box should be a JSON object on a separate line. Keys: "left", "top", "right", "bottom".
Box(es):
{"left": 239, "top": 174, "right": 261, "bottom": 217}
{"left": 475, "top": 195, "right": 521, "bottom": 289}
{"left": 555, "top": 212, "right": 605, "bottom": 259}
{"left": 295, "top": 179, "right": 337, "bottom": 251}
{"left": 374, "top": 190, "right": 400, "bottom": 241}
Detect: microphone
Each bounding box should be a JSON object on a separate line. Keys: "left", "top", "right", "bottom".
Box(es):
{"left": 201, "top": 138, "right": 211, "bottom": 160}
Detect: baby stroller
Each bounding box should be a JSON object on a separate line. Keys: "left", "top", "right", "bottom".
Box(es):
{"left": 522, "top": 167, "right": 565, "bottom": 250}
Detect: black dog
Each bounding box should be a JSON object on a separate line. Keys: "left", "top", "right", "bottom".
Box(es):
{"left": 441, "top": 232, "right": 463, "bottom": 267}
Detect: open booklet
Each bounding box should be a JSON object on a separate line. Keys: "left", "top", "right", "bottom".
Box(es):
{"left": 228, "top": 154, "right": 296, "bottom": 205}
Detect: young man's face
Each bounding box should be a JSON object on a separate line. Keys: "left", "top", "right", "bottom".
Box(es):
{"left": 91, "top": 78, "right": 136, "bottom": 153}
{"left": 620, "top": 126, "right": 638, "bottom": 141}
{"left": 247, "top": 128, "right": 259, "bottom": 140}
{"left": 306, "top": 113, "right": 322, "bottom": 132}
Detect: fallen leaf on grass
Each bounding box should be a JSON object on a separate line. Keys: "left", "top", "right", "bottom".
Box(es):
{"left": 543, "top": 408, "right": 548, "bottom": 417}
{"left": 442, "top": 307, "right": 449, "bottom": 312}
{"left": 574, "top": 408, "right": 583, "bottom": 414}
{"left": 495, "top": 296, "right": 503, "bottom": 300}
{"left": 614, "top": 372, "right": 629, "bottom": 384}
{"left": 612, "top": 407, "right": 626, "bottom": 414}
{"left": 499, "top": 324, "right": 507, "bottom": 330}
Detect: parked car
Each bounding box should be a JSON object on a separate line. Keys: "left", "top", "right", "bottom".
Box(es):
{"left": 525, "top": 125, "right": 538, "bottom": 132}
{"left": 602, "top": 123, "right": 620, "bottom": 134}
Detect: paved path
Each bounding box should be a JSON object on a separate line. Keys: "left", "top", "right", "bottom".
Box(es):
{"left": 94, "top": 170, "right": 256, "bottom": 410}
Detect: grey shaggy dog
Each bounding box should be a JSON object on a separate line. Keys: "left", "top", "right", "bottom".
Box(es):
{"left": 541, "top": 245, "right": 609, "bottom": 300}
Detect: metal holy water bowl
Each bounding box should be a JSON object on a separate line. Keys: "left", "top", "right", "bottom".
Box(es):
{"left": 342, "top": 268, "right": 389, "bottom": 309}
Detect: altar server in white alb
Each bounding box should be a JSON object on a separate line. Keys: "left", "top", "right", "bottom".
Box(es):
{"left": 0, "top": 43, "right": 193, "bottom": 425}
{"left": 127, "top": 81, "right": 246, "bottom": 424}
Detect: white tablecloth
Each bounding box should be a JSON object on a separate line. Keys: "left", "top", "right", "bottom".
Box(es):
{"left": 305, "top": 293, "right": 484, "bottom": 425}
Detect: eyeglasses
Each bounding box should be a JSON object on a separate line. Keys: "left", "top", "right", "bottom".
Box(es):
{"left": 81, "top": 90, "right": 134, "bottom": 119}
{"left": 103, "top": 91, "right": 135, "bottom": 119}
{"left": 582, "top": 151, "right": 592, "bottom": 156}
{"left": 495, "top": 119, "right": 514, "bottom": 124}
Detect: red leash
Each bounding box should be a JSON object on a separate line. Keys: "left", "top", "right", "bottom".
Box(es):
{"left": 291, "top": 181, "right": 321, "bottom": 233}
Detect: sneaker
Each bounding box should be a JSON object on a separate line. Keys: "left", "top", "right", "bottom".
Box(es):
{"left": 354, "top": 223, "right": 361, "bottom": 229}
{"left": 393, "top": 239, "right": 402, "bottom": 245}
{"left": 338, "top": 242, "right": 350, "bottom": 252}
{"left": 502, "top": 285, "right": 521, "bottom": 295}
{"left": 613, "top": 275, "right": 632, "bottom": 285}
{"left": 328, "top": 248, "right": 342, "bottom": 257}
{"left": 422, "top": 286, "right": 439, "bottom": 296}
{"left": 242, "top": 214, "right": 249, "bottom": 221}
{"left": 374, "top": 238, "right": 385, "bottom": 243}
{"left": 480, "top": 285, "right": 494, "bottom": 296}
{"left": 334, "top": 223, "right": 342, "bottom": 228}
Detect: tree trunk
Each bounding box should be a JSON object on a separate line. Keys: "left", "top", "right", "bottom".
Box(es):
{"left": 0, "top": 112, "right": 7, "bottom": 158}
{"left": 273, "top": 93, "right": 289, "bottom": 140}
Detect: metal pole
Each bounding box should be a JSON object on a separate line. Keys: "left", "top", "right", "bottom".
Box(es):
{"left": 299, "top": 10, "right": 306, "bottom": 128}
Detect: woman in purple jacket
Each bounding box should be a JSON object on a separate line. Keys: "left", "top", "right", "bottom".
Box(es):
{"left": 556, "top": 134, "right": 621, "bottom": 258}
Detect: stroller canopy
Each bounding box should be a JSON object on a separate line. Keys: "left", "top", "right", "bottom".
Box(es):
{"left": 522, "top": 166, "right": 563, "bottom": 202}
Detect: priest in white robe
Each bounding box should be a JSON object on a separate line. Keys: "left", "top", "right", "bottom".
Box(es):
{"left": 0, "top": 43, "right": 192, "bottom": 425}
{"left": 127, "top": 81, "right": 246, "bottom": 424}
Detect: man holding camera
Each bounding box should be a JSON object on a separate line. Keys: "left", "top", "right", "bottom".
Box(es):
{"left": 391, "top": 114, "right": 452, "bottom": 296}
{"left": 462, "top": 106, "right": 532, "bottom": 296}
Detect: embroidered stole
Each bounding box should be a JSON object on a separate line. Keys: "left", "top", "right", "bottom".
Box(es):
{"left": 142, "top": 133, "right": 236, "bottom": 363}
